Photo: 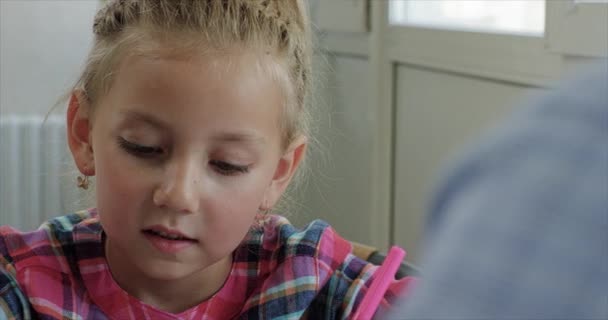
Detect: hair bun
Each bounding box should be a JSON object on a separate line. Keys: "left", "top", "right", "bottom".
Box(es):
{"left": 93, "top": 0, "right": 139, "bottom": 36}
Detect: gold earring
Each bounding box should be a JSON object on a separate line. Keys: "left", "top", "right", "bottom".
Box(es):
{"left": 258, "top": 198, "right": 271, "bottom": 214}
{"left": 77, "top": 175, "right": 89, "bottom": 190}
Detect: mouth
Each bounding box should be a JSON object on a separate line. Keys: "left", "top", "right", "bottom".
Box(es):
{"left": 142, "top": 226, "right": 198, "bottom": 254}
{"left": 142, "top": 226, "right": 198, "bottom": 242}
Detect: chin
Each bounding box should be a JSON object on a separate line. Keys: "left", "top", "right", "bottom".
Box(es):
{"left": 140, "top": 259, "right": 202, "bottom": 281}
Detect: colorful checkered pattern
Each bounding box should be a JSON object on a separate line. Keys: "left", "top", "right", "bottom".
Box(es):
{"left": 1, "top": 209, "right": 413, "bottom": 319}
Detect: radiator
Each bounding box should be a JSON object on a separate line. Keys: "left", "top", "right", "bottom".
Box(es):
{"left": 0, "top": 114, "right": 71, "bottom": 230}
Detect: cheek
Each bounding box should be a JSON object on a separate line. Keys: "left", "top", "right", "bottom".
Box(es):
{"left": 200, "top": 173, "right": 272, "bottom": 239}
{"left": 94, "top": 143, "right": 150, "bottom": 209}
{"left": 206, "top": 159, "right": 277, "bottom": 211}
{"left": 206, "top": 182, "right": 265, "bottom": 223}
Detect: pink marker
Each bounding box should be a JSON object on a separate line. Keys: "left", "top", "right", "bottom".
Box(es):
{"left": 353, "top": 246, "right": 406, "bottom": 320}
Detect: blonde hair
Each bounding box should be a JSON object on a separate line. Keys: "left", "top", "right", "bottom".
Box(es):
{"left": 75, "top": 0, "right": 312, "bottom": 147}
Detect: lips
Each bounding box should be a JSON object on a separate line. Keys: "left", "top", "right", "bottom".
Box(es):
{"left": 143, "top": 225, "right": 197, "bottom": 241}
{"left": 142, "top": 225, "right": 198, "bottom": 254}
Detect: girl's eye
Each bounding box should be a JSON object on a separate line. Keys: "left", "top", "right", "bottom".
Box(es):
{"left": 210, "top": 160, "right": 249, "bottom": 176}
{"left": 118, "top": 137, "right": 163, "bottom": 158}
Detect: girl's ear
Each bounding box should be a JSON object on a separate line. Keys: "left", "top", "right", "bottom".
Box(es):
{"left": 261, "top": 136, "right": 308, "bottom": 210}
{"left": 66, "top": 91, "right": 95, "bottom": 176}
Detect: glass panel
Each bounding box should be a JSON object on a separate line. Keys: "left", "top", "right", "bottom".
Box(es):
{"left": 389, "top": 0, "right": 545, "bottom": 36}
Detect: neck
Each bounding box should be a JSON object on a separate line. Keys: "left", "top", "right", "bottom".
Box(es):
{"left": 105, "top": 239, "right": 233, "bottom": 313}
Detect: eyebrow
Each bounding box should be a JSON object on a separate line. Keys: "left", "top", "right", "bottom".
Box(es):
{"left": 120, "top": 110, "right": 266, "bottom": 145}
{"left": 120, "top": 110, "right": 169, "bottom": 130}
{"left": 210, "top": 132, "right": 266, "bottom": 145}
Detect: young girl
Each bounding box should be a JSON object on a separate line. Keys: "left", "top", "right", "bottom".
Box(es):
{"left": 0, "top": 1, "right": 414, "bottom": 318}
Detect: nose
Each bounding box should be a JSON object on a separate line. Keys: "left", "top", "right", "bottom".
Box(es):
{"left": 153, "top": 159, "right": 200, "bottom": 214}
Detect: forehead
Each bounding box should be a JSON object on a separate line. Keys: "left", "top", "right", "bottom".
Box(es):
{"left": 115, "top": 48, "right": 282, "bottom": 101}
{"left": 99, "top": 51, "right": 286, "bottom": 143}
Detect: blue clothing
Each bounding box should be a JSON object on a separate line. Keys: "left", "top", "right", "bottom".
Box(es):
{"left": 389, "top": 65, "right": 608, "bottom": 319}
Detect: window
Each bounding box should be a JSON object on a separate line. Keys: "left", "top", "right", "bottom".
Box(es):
{"left": 389, "top": 0, "right": 545, "bottom": 36}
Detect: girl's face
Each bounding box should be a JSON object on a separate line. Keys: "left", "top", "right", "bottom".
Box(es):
{"left": 67, "top": 51, "right": 305, "bottom": 293}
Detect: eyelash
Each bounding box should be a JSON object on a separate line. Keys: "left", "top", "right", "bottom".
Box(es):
{"left": 118, "top": 137, "right": 163, "bottom": 158}
{"left": 117, "top": 137, "right": 250, "bottom": 175}
{"left": 209, "top": 160, "right": 250, "bottom": 175}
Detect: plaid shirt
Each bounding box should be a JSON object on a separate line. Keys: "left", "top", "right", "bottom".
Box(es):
{"left": 1, "top": 209, "right": 413, "bottom": 319}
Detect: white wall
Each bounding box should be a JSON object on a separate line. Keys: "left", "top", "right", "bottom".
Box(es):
{"left": 0, "top": 1, "right": 101, "bottom": 228}
{"left": 393, "top": 66, "right": 545, "bottom": 260}
{"left": 305, "top": 1, "right": 605, "bottom": 262}
{"left": 290, "top": 54, "right": 376, "bottom": 244}
{"left": 0, "top": 0, "right": 98, "bottom": 115}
